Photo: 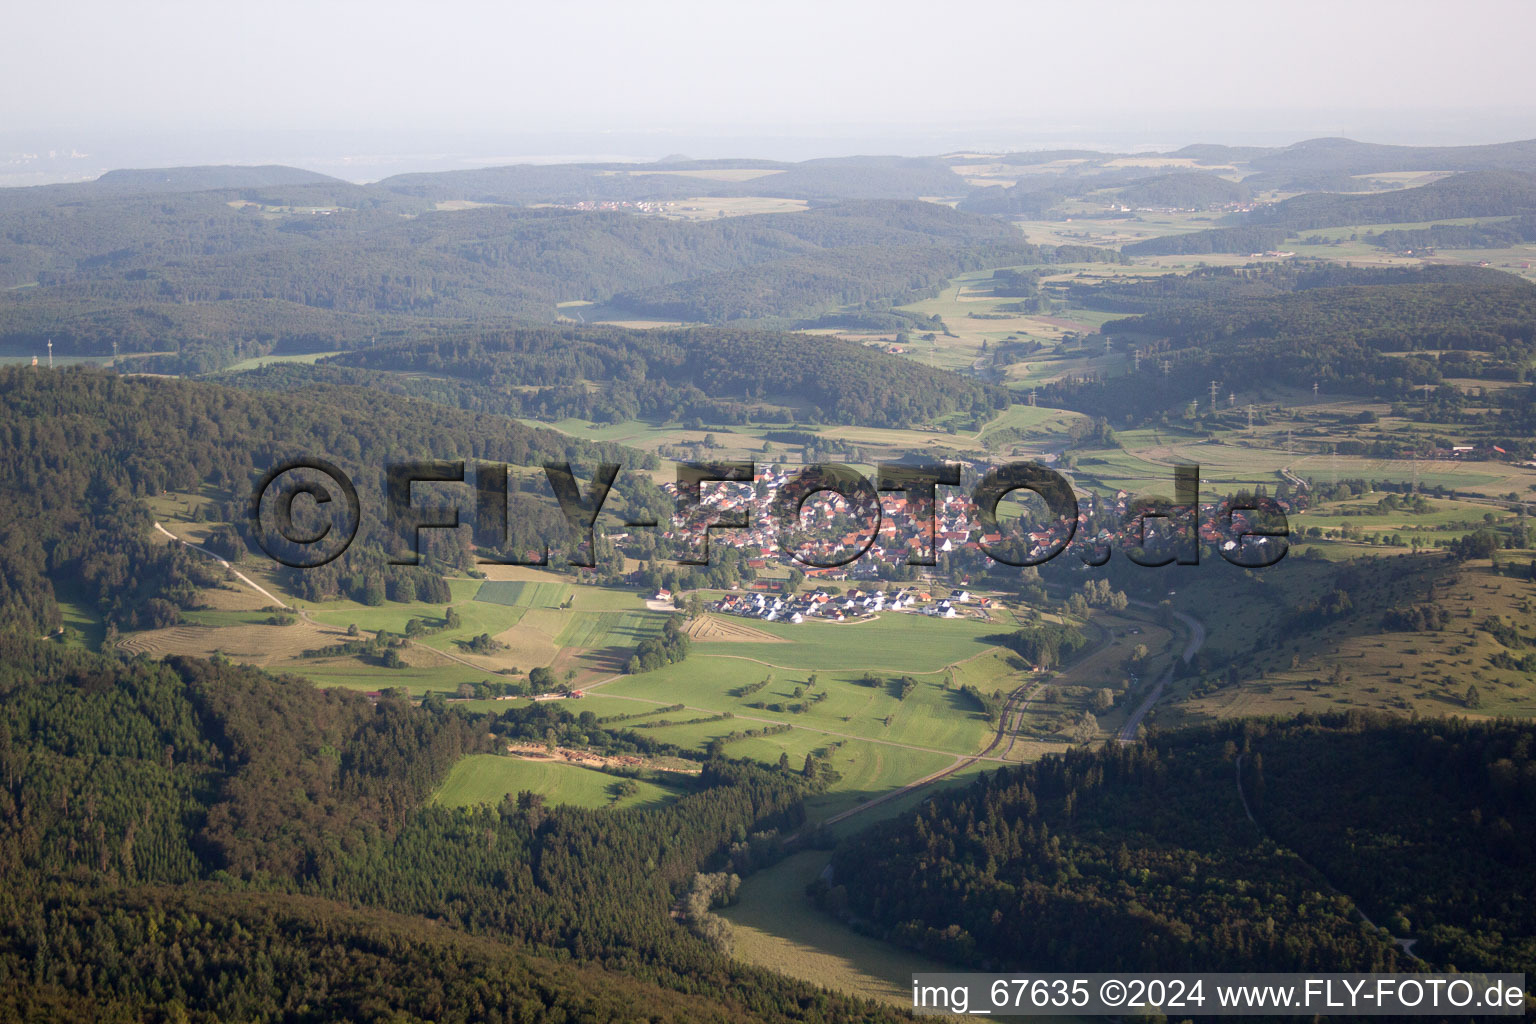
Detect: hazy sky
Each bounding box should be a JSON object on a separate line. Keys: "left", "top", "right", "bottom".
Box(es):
{"left": 11, "top": 0, "right": 1535, "bottom": 133}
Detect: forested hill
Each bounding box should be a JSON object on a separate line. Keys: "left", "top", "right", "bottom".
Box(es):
{"left": 325, "top": 322, "right": 1009, "bottom": 428}
{"left": 0, "top": 366, "right": 655, "bottom": 634}
{"left": 1099, "top": 171, "right": 1249, "bottom": 209}
{"left": 0, "top": 192, "right": 1027, "bottom": 372}
{"left": 1243, "top": 136, "right": 1536, "bottom": 175}
{"left": 1042, "top": 265, "right": 1536, "bottom": 422}
{"left": 375, "top": 154, "right": 967, "bottom": 203}
{"left": 1252, "top": 169, "right": 1536, "bottom": 229}
{"left": 0, "top": 636, "right": 906, "bottom": 1022}
{"left": 1125, "top": 170, "right": 1536, "bottom": 254}
{"left": 818, "top": 715, "right": 1535, "bottom": 975}
{"left": 95, "top": 164, "right": 349, "bottom": 190}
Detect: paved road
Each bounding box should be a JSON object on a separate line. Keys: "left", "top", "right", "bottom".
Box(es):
{"left": 1117, "top": 606, "right": 1205, "bottom": 742}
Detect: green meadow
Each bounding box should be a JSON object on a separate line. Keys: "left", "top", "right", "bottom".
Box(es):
{"left": 474, "top": 580, "right": 571, "bottom": 608}
{"left": 433, "top": 754, "right": 684, "bottom": 811}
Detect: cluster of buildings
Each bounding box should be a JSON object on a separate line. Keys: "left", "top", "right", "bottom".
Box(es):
{"left": 549, "top": 199, "right": 673, "bottom": 215}
{"left": 661, "top": 464, "right": 1012, "bottom": 570}
{"left": 648, "top": 465, "right": 1288, "bottom": 614}
{"left": 713, "top": 585, "right": 983, "bottom": 624}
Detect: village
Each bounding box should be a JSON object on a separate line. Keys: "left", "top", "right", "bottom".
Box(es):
{"left": 712, "top": 584, "right": 984, "bottom": 624}
{"left": 639, "top": 463, "right": 1286, "bottom": 625}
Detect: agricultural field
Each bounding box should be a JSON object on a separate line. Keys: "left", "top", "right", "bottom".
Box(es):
{"left": 687, "top": 612, "right": 1004, "bottom": 674}
{"left": 592, "top": 650, "right": 998, "bottom": 759}
{"left": 883, "top": 265, "right": 1120, "bottom": 378}
{"left": 433, "top": 753, "right": 684, "bottom": 811}
{"left": 660, "top": 196, "right": 811, "bottom": 219}
{"left": 117, "top": 617, "right": 350, "bottom": 665}
{"left": 220, "top": 350, "right": 342, "bottom": 374}
{"left": 1014, "top": 208, "right": 1228, "bottom": 250}
{"left": 474, "top": 579, "right": 571, "bottom": 608}
{"left": 1299, "top": 492, "right": 1520, "bottom": 545}
{"left": 684, "top": 614, "right": 788, "bottom": 643}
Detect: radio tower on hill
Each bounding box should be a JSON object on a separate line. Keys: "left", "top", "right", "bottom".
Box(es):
{"left": 47, "top": 339, "right": 52, "bottom": 369}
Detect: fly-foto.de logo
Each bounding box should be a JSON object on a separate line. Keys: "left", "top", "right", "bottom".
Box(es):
{"left": 249, "top": 458, "right": 1290, "bottom": 570}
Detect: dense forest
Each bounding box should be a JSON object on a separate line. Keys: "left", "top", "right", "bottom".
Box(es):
{"left": 0, "top": 636, "right": 906, "bottom": 1022}
{"left": 0, "top": 366, "right": 665, "bottom": 634}
{"left": 1367, "top": 215, "right": 1536, "bottom": 251}
{"left": 1099, "top": 171, "right": 1249, "bottom": 210}
{"left": 1121, "top": 225, "right": 1289, "bottom": 256}
{"left": 325, "top": 322, "right": 1009, "bottom": 428}
{"left": 1251, "top": 169, "right": 1536, "bottom": 230}
{"left": 0, "top": 193, "right": 1028, "bottom": 372}
{"left": 818, "top": 715, "right": 1535, "bottom": 975}
{"left": 1043, "top": 265, "right": 1536, "bottom": 422}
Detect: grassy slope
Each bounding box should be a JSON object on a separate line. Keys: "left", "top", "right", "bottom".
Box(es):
{"left": 432, "top": 753, "right": 682, "bottom": 811}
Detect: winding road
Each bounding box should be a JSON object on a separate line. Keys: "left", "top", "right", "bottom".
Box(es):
{"left": 1117, "top": 606, "right": 1205, "bottom": 742}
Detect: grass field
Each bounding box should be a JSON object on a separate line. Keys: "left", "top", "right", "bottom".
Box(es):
{"left": 433, "top": 754, "right": 682, "bottom": 811}
{"left": 220, "top": 350, "right": 341, "bottom": 374}
{"left": 721, "top": 851, "right": 959, "bottom": 1010}
{"left": 474, "top": 580, "right": 571, "bottom": 608}
{"left": 591, "top": 624, "right": 1010, "bottom": 761}
{"left": 553, "top": 610, "right": 661, "bottom": 649}
{"left": 117, "top": 617, "right": 351, "bottom": 665}
{"left": 689, "top": 613, "right": 1003, "bottom": 673}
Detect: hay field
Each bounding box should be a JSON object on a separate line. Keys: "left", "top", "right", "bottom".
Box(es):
{"left": 118, "top": 618, "right": 349, "bottom": 665}
{"left": 684, "top": 614, "right": 787, "bottom": 643}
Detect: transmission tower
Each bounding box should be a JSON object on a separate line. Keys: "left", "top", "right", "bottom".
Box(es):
{"left": 1246, "top": 404, "right": 1255, "bottom": 430}
{"left": 1208, "top": 380, "right": 1221, "bottom": 411}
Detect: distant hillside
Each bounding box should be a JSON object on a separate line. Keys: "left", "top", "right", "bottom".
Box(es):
{"left": 1045, "top": 265, "right": 1536, "bottom": 420}
{"left": 1367, "top": 214, "right": 1536, "bottom": 251}
{"left": 1253, "top": 169, "right": 1536, "bottom": 229}
{"left": 325, "top": 322, "right": 1009, "bottom": 429}
{"left": 1122, "top": 170, "right": 1536, "bottom": 253}
{"left": 956, "top": 138, "right": 1536, "bottom": 218}
{"left": 1249, "top": 136, "right": 1536, "bottom": 175}
{"left": 1102, "top": 171, "right": 1249, "bottom": 209}
{"left": 376, "top": 155, "right": 967, "bottom": 203}
{"left": 0, "top": 194, "right": 1024, "bottom": 372}
{"left": 1121, "top": 224, "right": 1287, "bottom": 256}
{"left": 96, "top": 164, "right": 346, "bottom": 190}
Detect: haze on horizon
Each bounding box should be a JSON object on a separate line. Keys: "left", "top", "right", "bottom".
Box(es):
{"left": 5, "top": 0, "right": 1535, "bottom": 182}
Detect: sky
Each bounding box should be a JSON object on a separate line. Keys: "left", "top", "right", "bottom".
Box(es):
{"left": 5, "top": 0, "right": 1535, "bottom": 179}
